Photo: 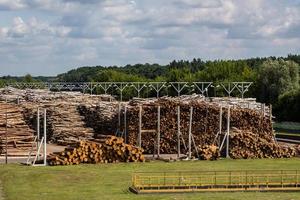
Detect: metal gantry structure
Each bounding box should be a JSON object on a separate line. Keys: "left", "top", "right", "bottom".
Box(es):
{"left": 3, "top": 81, "right": 253, "bottom": 100}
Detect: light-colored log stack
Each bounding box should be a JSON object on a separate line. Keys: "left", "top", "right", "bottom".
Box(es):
{"left": 48, "top": 135, "right": 144, "bottom": 165}
{"left": 0, "top": 102, "right": 36, "bottom": 156}
{"left": 195, "top": 145, "right": 219, "bottom": 160}
{"left": 24, "top": 103, "right": 95, "bottom": 145}
{"left": 0, "top": 87, "right": 115, "bottom": 103}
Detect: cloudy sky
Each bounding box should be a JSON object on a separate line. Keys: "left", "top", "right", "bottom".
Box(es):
{"left": 0, "top": 0, "right": 299, "bottom": 76}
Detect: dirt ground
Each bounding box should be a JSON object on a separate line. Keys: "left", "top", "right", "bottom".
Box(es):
{"left": 0, "top": 144, "right": 66, "bottom": 164}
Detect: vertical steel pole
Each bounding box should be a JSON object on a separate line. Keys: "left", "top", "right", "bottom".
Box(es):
{"left": 138, "top": 106, "right": 142, "bottom": 148}
{"left": 226, "top": 106, "right": 230, "bottom": 158}
{"left": 118, "top": 102, "right": 121, "bottom": 132}
{"left": 37, "top": 107, "right": 40, "bottom": 160}
{"left": 177, "top": 106, "right": 181, "bottom": 158}
{"left": 157, "top": 106, "right": 161, "bottom": 157}
{"left": 188, "top": 106, "right": 193, "bottom": 159}
{"left": 5, "top": 97, "right": 8, "bottom": 164}
{"left": 43, "top": 109, "right": 47, "bottom": 165}
{"left": 124, "top": 105, "right": 127, "bottom": 143}
{"left": 218, "top": 106, "right": 222, "bottom": 147}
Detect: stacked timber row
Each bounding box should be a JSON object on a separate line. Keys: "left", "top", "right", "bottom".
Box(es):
{"left": 78, "top": 101, "right": 120, "bottom": 137}
{"left": 48, "top": 135, "right": 144, "bottom": 165}
{"left": 229, "top": 128, "right": 296, "bottom": 158}
{"left": 0, "top": 102, "right": 36, "bottom": 156}
{"left": 24, "top": 103, "right": 95, "bottom": 145}
{"left": 125, "top": 97, "right": 296, "bottom": 158}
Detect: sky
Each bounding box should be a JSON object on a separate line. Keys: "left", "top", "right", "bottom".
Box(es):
{"left": 0, "top": 0, "right": 299, "bottom": 76}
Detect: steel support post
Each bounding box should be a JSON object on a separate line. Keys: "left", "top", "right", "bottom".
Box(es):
{"left": 157, "top": 106, "right": 161, "bottom": 157}
{"left": 219, "top": 106, "right": 222, "bottom": 146}
{"left": 37, "top": 107, "right": 40, "bottom": 160}
{"left": 177, "top": 106, "right": 181, "bottom": 158}
{"left": 226, "top": 106, "right": 230, "bottom": 158}
{"left": 188, "top": 106, "right": 193, "bottom": 159}
{"left": 43, "top": 109, "right": 47, "bottom": 165}
{"left": 138, "top": 106, "right": 142, "bottom": 148}
{"left": 124, "top": 105, "right": 127, "bottom": 143}
{"left": 5, "top": 97, "right": 8, "bottom": 164}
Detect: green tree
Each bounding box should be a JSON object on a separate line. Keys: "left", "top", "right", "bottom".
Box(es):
{"left": 274, "top": 88, "right": 300, "bottom": 122}
{"left": 257, "top": 59, "right": 299, "bottom": 104}
{"left": 24, "top": 74, "right": 34, "bottom": 82}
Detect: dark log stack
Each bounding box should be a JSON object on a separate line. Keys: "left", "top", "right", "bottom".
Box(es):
{"left": 0, "top": 102, "right": 36, "bottom": 156}
{"left": 78, "top": 102, "right": 119, "bottom": 137}
{"left": 48, "top": 135, "right": 144, "bottom": 165}
{"left": 125, "top": 97, "right": 296, "bottom": 158}
{"left": 229, "top": 128, "right": 296, "bottom": 158}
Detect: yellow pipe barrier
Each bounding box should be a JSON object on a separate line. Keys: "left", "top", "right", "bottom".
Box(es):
{"left": 130, "top": 170, "right": 300, "bottom": 193}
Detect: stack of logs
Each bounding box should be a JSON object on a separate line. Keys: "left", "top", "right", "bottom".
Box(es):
{"left": 0, "top": 102, "right": 36, "bottom": 156}
{"left": 229, "top": 128, "right": 296, "bottom": 158}
{"left": 24, "top": 103, "right": 95, "bottom": 145}
{"left": 125, "top": 97, "right": 297, "bottom": 158}
{"left": 195, "top": 145, "right": 220, "bottom": 160}
{"left": 48, "top": 135, "right": 144, "bottom": 165}
{"left": 78, "top": 102, "right": 119, "bottom": 137}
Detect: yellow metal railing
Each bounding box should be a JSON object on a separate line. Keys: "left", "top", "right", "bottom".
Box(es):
{"left": 130, "top": 170, "right": 300, "bottom": 193}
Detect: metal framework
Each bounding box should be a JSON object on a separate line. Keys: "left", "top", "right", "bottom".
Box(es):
{"left": 26, "top": 108, "right": 47, "bottom": 166}
{"left": 130, "top": 170, "right": 300, "bottom": 193}
{"left": 220, "top": 82, "right": 252, "bottom": 98}
{"left": 3, "top": 81, "right": 252, "bottom": 99}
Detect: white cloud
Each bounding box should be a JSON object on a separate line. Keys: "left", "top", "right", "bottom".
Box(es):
{"left": 1, "top": 16, "right": 71, "bottom": 39}
{"left": 0, "top": 0, "right": 27, "bottom": 10}
{"left": 0, "top": 0, "right": 299, "bottom": 76}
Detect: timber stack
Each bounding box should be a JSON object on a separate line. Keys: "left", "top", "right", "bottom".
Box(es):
{"left": 78, "top": 102, "right": 120, "bottom": 137}
{"left": 48, "top": 135, "right": 144, "bottom": 165}
{"left": 24, "top": 102, "right": 95, "bottom": 145}
{"left": 0, "top": 102, "right": 36, "bottom": 156}
{"left": 125, "top": 97, "right": 296, "bottom": 158}
{"left": 195, "top": 145, "right": 219, "bottom": 160}
{"left": 228, "top": 128, "right": 296, "bottom": 158}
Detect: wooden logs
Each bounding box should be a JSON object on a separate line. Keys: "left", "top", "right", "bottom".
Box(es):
{"left": 125, "top": 97, "right": 294, "bottom": 158}
{"left": 48, "top": 135, "right": 144, "bottom": 166}
{"left": 195, "top": 145, "right": 219, "bottom": 160}
{"left": 77, "top": 102, "right": 119, "bottom": 137}
{"left": 228, "top": 128, "right": 296, "bottom": 159}
{"left": 0, "top": 102, "right": 36, "bottom": 156}
{"left": 24, "top": 103, "right": 95, "bottom": 145}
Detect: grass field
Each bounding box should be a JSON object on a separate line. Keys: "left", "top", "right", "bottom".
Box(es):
{"left": 274, "top": 122, "right": 300, "bottom": 134}
{"left": 0, "top": 159, "right": 300, "bottom": 200}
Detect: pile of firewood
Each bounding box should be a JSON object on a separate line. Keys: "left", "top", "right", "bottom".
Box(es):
{"left": 195, "top": 145, "right": 219, "bottom": 160}
{"left": 0, "top": 87, "right": 115, "bottom": 103}
{"left": 229, "top": 128, "right": 296, "bottom": 158}
{"left": 125, "top": 97, "right": 295, "bottom": 158}
{"left": 24, "top": 103, "right": 95, "bottom": 145}
{"left": 48, "top": 135, "right": 144, "bottom": 165}
{"left": 0, "top": 102, "right": 36, "bottom": 156}
{"left": 78, "top": 102, "right": 120, "bottom": 137}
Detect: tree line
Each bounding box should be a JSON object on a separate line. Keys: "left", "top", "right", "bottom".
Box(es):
{"left": 0, "top": 54, "right": 299, "bottom": 122}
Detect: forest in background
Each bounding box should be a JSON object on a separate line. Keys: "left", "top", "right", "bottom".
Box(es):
{"left": 0, "top": 54, "right": 299, "bottom": 122}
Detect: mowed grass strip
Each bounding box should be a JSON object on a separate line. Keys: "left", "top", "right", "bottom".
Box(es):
{"left": 0, "top": 158, "right": 300, "bottom": 200}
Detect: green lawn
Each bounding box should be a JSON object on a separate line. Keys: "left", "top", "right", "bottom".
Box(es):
{"left": 274, "top": 122, "right": 300, "bottom": 134}
{"left": 1, "top": 159, "right": 300, "bottom": 200}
